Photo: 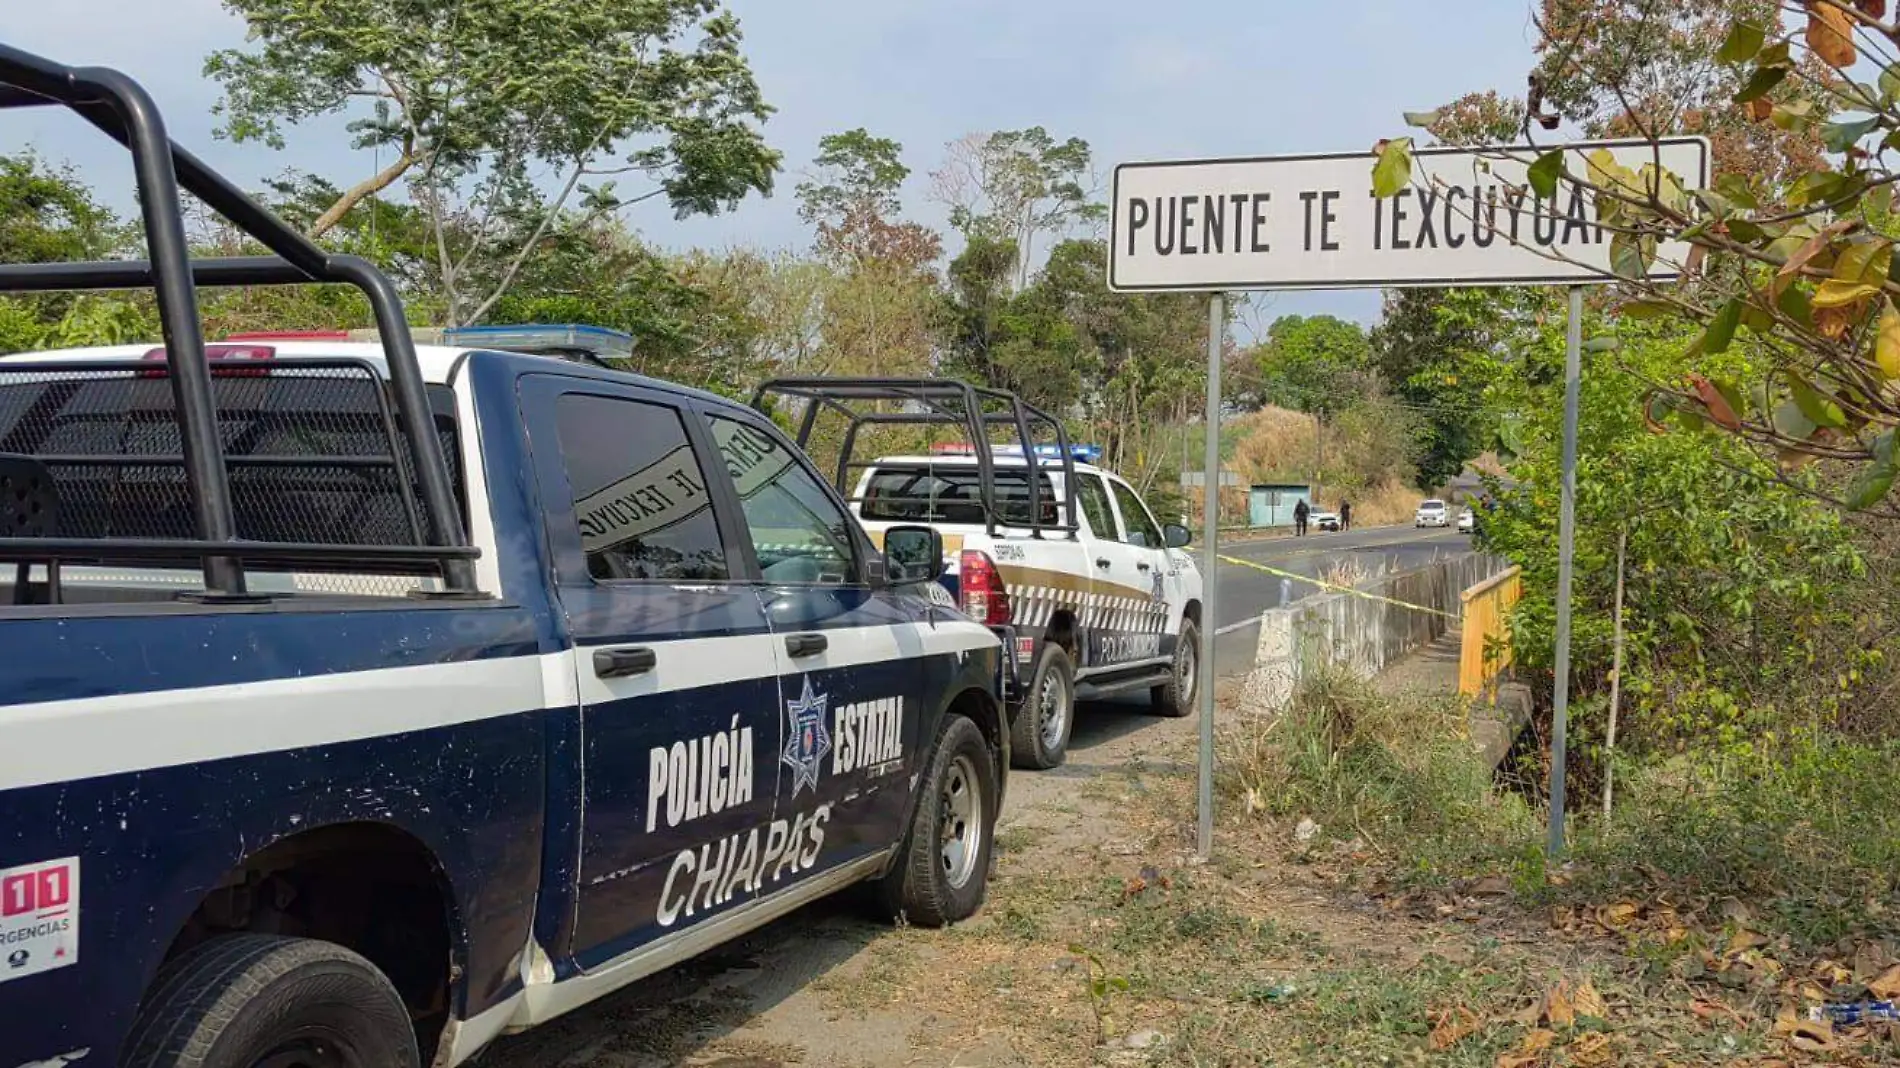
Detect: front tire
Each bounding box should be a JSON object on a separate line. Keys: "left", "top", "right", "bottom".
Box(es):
{"left": 1009, "top": 642, "right": 1075, "bottom": 769}
{"left": 1151, "top": 618, "right": 1201, "bottom": 718}
{"left": 125, "top": 934, "right": 419, "bottom": 1068}
{"left": 878, "top": 714, "right": 998, "bottom": 927}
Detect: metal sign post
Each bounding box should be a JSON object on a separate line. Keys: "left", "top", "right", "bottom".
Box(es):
{"left": 1197, "top": 292, "right": 1225, "bottom": 860}
{"left": 1105, "top": 138, "right": 1709, "bottom": 863}
{"left": 1547, "top": 285, "right": 1583, "bottom": 858}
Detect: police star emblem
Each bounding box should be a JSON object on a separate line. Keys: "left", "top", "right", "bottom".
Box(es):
{"left": 781, "top": 676, "right": 832, "bottom": 796}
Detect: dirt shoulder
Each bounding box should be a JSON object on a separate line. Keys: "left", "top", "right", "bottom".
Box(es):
{"left": 481, "top": 684, "right": 1897, "bottom": 1067}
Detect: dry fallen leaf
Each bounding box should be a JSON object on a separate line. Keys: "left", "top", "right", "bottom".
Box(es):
{"left": 1745, "top": 96, "right": 1775, "bottom": 122}
{"left": 1495, "top": 1027, "right": 1558, "bottom": 1068}
{"left": 1544, "top": 982, "right": 1577, "bottom": 1029}
{"left": 1869, "top": 962, "right": 1900, "bottom": 999}
{"left": 1569, "top": 1032, "right": 1614, "bottom": 1068}
{"left": 1790, "top": 1015, "right": 1836, "bottom": 1053}
{"left": 1596, "top": 902, "right": 1641, "bottom": 931}
{"left": 1469, "top": 875, "right": 1510, "bottom": 897}
{"left": 1729, "top": 929, "right": 1771, "bottom": 955}
{"left": 1429, "top": 1006, "right": 1483, "bottom": 1050}
{"left": 1573, "top": 979, "right": 1607, "bottom": 1021}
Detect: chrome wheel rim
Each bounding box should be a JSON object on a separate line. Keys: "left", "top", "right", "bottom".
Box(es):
{"left": 1177, "top": 637, "right": 1197, "bottom": 704}
{"left": 939, "top": 754, "right": 984, "bottom": 889}
{"left": 1037, "top": 665, "right": 1070, "bottom": 751}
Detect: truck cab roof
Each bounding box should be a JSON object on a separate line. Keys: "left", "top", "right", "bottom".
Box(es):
{"left": 6, "top": 340, "right": 733, "bottom": 408}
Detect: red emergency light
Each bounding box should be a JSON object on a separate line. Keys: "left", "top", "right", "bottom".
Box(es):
{"left": 139, "top": 343, "right": 277, "bottom": 378}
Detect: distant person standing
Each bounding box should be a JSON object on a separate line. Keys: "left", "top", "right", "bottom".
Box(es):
{"left": 1339, "top": 500, "right": 1352, "bottom": 531}
{"left": 1293, "top": 498, "right": 1310, "bottom": 537}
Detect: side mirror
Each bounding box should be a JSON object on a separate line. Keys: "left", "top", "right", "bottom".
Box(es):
{"left": 1163, "top": 523, "right": 1192, "bottom": 549}
{"left": 882, "top": 524, "right": 946, "bottom": 585}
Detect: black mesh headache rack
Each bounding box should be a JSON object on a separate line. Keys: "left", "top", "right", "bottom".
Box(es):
{"left": 749, "top": 377, "right": 1080, "bottom": 540}
{"left": 0, "top": 42, "right": 479, "bottom": 602}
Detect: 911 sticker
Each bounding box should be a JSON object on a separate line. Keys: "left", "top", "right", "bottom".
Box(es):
{"left": 0, "top": 856, "right": 78, "bottom": 983}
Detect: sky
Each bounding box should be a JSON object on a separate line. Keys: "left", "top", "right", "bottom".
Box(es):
{"left": 3, "top": 0, "right": 1544, "bottom": 327}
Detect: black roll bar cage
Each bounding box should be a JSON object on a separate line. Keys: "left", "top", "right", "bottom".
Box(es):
{"left": 0, "top": 43, "right": 476, "bottom": 597}
{"left": 750, "top": 377, "right": 1080, "bottom": 540}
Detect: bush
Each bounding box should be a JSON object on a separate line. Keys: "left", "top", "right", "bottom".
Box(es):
{"left": 1221, "top": 669, "right": 1537, "bottom": 876}
{"left": 1577, "top": 733, "right": 1900, "bottom": 948}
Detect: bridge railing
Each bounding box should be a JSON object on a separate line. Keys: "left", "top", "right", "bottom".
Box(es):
{"left": 1458, "top": 565, "right": 1522, "bottom": 698}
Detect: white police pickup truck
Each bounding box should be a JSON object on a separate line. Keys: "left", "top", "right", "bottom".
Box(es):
{"left": 0, "top": 42, "right": 1007, "bottom": 1068}
{"left": 747, "top": 380, "right": 1204, "bottom": 772}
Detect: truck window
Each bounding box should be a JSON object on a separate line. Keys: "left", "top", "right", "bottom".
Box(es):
{"left": 709, "top": 415, "right": 858, "bottom": 585}
{"left": 1110, "top": 479, "right": 1164, "bottom": 548}
{"left": 555, "top": 393, "right": 728, "bottom": 582}
{"left": 1075, "top": 473, "right": 1118, "bottom": 539}
{"left": 859, "top": 464, "right": 1059, "bottom": 526}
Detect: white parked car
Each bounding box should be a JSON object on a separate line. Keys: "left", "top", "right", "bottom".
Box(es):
{"left": 1415, "top": 499, "right": 1451, "bottom": 528}
{"left": 1310, "top": 509, "right": 1341, "bottom": 532}
{"left": 1458, "top": 507, "right": 1476, "bottom": 533}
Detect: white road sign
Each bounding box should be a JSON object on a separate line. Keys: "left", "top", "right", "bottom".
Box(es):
{"left": 1108, "top": 137, "right": 1710, "bottom": 292}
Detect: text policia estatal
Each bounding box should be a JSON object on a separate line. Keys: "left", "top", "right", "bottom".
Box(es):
{"left": 1121, "top": 182, "right": 1602, "bottom": 258}
{"left": 657, "top": 805, "right": 831, "bottom": 927}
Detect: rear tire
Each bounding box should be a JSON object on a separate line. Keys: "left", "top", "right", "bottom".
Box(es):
{"left": 124, "top": 934, "right": 419, "bottom": 1068}
{"left": 1151, "top": 618, "right": 1200, "bottom": 718}
{"left": 878, "top": 714, "right": 997, "bottom": 927}
{"left": 1009, "top": 642, "right": 1074, "bottom": 769}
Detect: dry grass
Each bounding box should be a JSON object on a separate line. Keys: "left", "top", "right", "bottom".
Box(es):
{"left": 1226, "top": 406, "right": 1424, "bottom": 526}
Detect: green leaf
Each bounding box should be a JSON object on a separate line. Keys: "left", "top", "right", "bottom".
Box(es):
{"left": 1884, "top": 63, "right": 1900, "bottom": 107}
{"left": 1758, "top": 41, "right": 1792, "bottom": 68}
{"left": 1726, "top": 218, "right": 1767, "bottom": 244}
{"left": 1741, "top": 301, "right": 1775, "bottom": 333}
{"left": 1610, "top": 233, "right": 1657, "bottom": 280}
{"left": 1823, "top": 115, "right": 1883, "bottom": 153}
{"left": 1583, "top": 335, "right": 1619, "bottom": 353}
{"left": 1870, "top": 184, "right": 1896, "bottom": 218}
{"left": 1718, "top": 21, "right": 1766, "bottom": 65}
{"left": 1527, "top": 150, "right": 1564, "bottom": 199}
{"left": 1779, "top": 284, "right": 1816, "bottom": 330}
{"left": 1704, "top": 299, "right": 1744, "bottom": 353}
{"left": 1714, "top": 173, "right": 1761, "bottom": 210}
{"left": 1847, "top": 431, "right": 1898, "bottom": 510}
{"left": 1736, "top": 64, "right": 1789, "bottom": 103}
{"left": 1773, "top": 99, "right": 1819, "bottom": 133}
{"left": 1773, "top": 398, "right": 1818, "bottom": 441}
{"left": 1790, "top": 374, "right": 1849, "bottom": 429}
{"left": 1402, "top": 109, "right": 1442, "bottom": 128}
{"left": 1371, "top": 137, "right": 1414, "bottom": 198}
{"left": 1620, "top": 299, "right": 1676, "bottom": 320}
{"left": 1711, "top": 377, "right": 1747, "bottom": 422}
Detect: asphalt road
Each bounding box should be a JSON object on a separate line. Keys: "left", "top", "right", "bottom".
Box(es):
{"left": 1205, "top": 524, "right": 1470, "bottom": 674}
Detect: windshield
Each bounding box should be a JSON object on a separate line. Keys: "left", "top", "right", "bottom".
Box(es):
{"left": 860, "top": 464, "right": 1061, "bottom": 526}
{"left": 1420, "top": 500, "right": 1446, "bottom": 510}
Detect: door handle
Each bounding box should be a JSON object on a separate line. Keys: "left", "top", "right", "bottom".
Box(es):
{"left": 1136, "top": 561, "right": 1152, "bottom": 572}
{"left": 785, "top": 632, "right": 829, "bottom": 658}
{"left": 593, "top": 646, "right": 657, "bottom": 679}
{"left": 1095, "top": 557, "right": 1111, "bottom": 569}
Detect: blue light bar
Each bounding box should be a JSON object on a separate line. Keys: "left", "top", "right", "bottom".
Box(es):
{"left": 441, "top": 323, "right": 635, "bottom": 361}
{"left": 991, "top": 443, "right": 1104, "bottom": 464}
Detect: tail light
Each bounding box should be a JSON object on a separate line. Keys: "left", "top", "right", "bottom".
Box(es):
{"left": 139, "top": 343, "right": 276, "bottom": 378}
{"left": 958, "top": 549, "right": 1011, "bottom": 625}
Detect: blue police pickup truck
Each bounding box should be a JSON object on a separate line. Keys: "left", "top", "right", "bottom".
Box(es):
{"left": 0, "top": 42, "right": 1007, "bottom": 1068}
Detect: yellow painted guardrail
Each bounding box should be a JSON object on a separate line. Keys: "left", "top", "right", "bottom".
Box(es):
{"left": 1459, "top": 565, "right": 1522, "bottom": 697}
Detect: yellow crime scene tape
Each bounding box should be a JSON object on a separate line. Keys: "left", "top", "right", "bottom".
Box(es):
{"left": 1216, "top": 553, "right": 1458, "bottom": 619}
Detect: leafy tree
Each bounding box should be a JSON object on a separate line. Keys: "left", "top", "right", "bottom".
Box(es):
{"left": 207, "top": 0, "right": 780, "bottom": 324}
{"left": 1372, "top": 3, "right": 1900, "bottom": 513}
{"left": 0, "top": 153, "right": 149, "bottom": 352}
{"left": 796, "top": 128, "right": 909, "bottom": 228}
{"left": 1239, "top": 314, "right": 1376, "bottom": 415}
{"left": 931, "top": 127, "right": 1104, "bottom": 289}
